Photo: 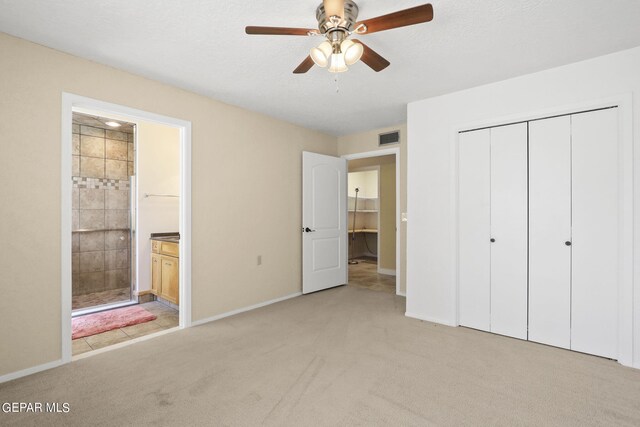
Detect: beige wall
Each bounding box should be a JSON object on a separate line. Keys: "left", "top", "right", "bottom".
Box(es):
{"left": 136, "top": 121, "right": 180, "bottom": 293}
{"left": 0, "top": 33, "right": 336, "bottom": 377}
{"left": 338, "top": 125, "right": 407, "bottom": 294}
{"left": 379, "top": 162, "right": 396, "bottom": 272}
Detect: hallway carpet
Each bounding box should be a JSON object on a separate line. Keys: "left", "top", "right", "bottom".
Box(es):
{"left": 2, "top": 286, "right": 639, "bottom": 426}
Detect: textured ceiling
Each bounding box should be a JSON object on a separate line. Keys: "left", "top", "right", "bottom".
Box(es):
{"left": 1, "top": 0, "right": 640, "bottom": 136}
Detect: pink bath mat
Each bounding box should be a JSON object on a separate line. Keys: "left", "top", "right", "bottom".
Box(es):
{"left": 72, "top": 305, "right": 157, "bottom": 339}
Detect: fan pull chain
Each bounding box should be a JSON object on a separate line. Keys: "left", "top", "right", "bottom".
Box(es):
{"left": 334, "top": 75, "right": 340, "bottom": 93}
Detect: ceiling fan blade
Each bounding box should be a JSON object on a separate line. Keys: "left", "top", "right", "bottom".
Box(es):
{"left": 323, "top": 0, "right": 345, "bottom": 19}
{"left": 356, "top": 4, "right": 433, "bottom": 34}
{"left": 353, "top": 40, "right": 390, "bottom": 72}
{"left": 245, "top": 26, "right": 315, "bottom": 36}
{"left": 293, "top": 56, "right": 315, "bottom": 74}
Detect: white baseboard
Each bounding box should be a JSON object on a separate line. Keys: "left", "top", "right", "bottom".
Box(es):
{"left": 0, "top": 359, "right": 63, "bottom": 384}
{"left": 191, "top": 292, "right": 302, "bottom": 327}
{"left": 405, "top": 312, "right": 457, "bottom": 327}
{"left": 377, "top": 268, "right": 396, "bottom": 276}
{"left": 396, "top": 291, "right": 406, "bottom": 297}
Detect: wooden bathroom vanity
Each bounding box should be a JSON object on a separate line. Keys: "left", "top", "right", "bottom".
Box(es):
{"left": 150, "top": 234, "right": 179, "bottom": 305}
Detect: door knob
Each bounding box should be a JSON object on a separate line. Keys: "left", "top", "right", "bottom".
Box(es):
{"left": 565, "top": 241, "right": 572, "bottom": 246}
{"left": 490, "top": 238, "right": 495, "bottom": 243}
{"left": 304, "top": 227, "right": 316, "bottom": 233}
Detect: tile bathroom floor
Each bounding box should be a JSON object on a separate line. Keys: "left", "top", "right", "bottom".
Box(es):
{"left": 348, "top": 258, "right": 396, "bottom": 293}
{"left": 72, "top": 287, "right": 131, "bottom": 311}
{"left": 72, "top": 301, "right": 179, "bottom": 356}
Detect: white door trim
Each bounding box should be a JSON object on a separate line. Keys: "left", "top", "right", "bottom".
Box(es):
{"left": 342, "top": 147, "right": 402, "bottom": 296}
{"left": 61, "top": 93, "right": 192, "bottom": 365}
{"left": 451, "top": 94, "right": 634, "bottom": 368}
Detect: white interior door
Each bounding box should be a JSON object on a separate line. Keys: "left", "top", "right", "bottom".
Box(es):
{"left": 302, "top": 151, "right": 348, "bottom": 294}
{"left": 490, "top": 123, "right": 528, "bottom": 339}
{"left": 458, "top": 129, "right": 491, "bottom": 332}
{"left": 571, "top": 108, "right": 619, "bottom": 359}
{"left": 528, "top": 116, "right": 572, "bottom": 349}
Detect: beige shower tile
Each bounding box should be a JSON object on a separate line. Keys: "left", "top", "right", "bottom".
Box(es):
{"left": 106, "top": 189, "right": 129, "bottom": 210}
{"left": 106, "top": 139, "right": 128, "bottom": 160}
{"left": 105, "top": 230, "right": 129, "bottom": 249}
{"left": 127, "top": 142, "right": 134, "bottom": 160}
{"left": 80, "top": 125, "right": 104, "bottom": 137}
{"left": 105, "top": 249, "right": 128, "bottom": 270}
{"left": 79, "top": 231, "right": 105, "bottom": 252}
{"left": 128, "top": 162, "right": 134, "bottom": 177}
{"left": 105, "top": 269, "right": 129, "bottom": 289}
{"left": 80, "top": 135, "right": 105, "bottom": 158}
{"left": 72, "top": 210, "right": 79, "bottom": 230}
{"left": 72, "top": 188, "right": 80, "bottom": 210}
{"left": 78, "top": 271, "right": 104, "bottom": 293}
{"left": 72, "top": 124, "right": 80, "bottom": 134}
{"left": 79, "top": 188, "right": 105, "bottom": 210}
{"left": 72, "top": 253, "right": 80, "bottom": 274}
{"left": 80, "top": 157, "right": 104, "bottom": 178}
{"left": 106, "top": 210, "right": 129, "bottom": 229}
{"left": 72, "top": 233, "right": 80, "bottom": 252}
{"left": 72, "top": 134, "right": 80, "bottom": 155}
{"left": 106, "top": 130, "right": 127, "bottom": 141}
{"left": 80, "top": 251, "right": 104, "bottom": 273}
{"left": 105, "top": 159, "right": 127, "bottom": 180}
{"left": 127, "top": 132, "right": 133, "bottom": 143}
{"left": 79, "top": 209, "right": 105, "bottom": 229}
{"left": 72, "top": 156, "right": 80, "bottom": 176}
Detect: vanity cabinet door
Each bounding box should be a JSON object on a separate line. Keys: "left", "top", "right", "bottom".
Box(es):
{"left": 160, "top": 255, "right": 179, "bottom": 305}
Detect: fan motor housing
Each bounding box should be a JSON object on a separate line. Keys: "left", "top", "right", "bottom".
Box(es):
{"left": 316, "top": 1, "right": 360, "bottom": 34}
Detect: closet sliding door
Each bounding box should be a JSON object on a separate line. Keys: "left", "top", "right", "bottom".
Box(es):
{"left": 458, "top": 129, "right": 491, "bottom": 332}
{"left": 489, "top": 123, "right": 528, "bottom": 339}
{"left": 571, "top": 108, "right": 619, "bottom": 359}
{"left": 528, "top": 116, "right": 572, "bottom": 349}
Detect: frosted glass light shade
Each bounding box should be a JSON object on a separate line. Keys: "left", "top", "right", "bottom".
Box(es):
{"left": 341, "top": 39, "right": 364, "bottom": 65}
{"left": 328, "top": 53, "right": 348, "bottom": 73}
{"left": 310, "top": 41, "right": 333, "bottom": 68}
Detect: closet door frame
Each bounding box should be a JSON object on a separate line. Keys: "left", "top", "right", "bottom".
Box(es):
{"left": 453, "top": 93, "right": 634, "bottom": 368}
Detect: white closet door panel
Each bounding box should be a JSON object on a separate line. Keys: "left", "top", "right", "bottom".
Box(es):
{"left": 571, "top": 108, "right": 619, "bottom": 359}
{"left": 490, "top": 123, "right": 528, "bottom": 339}
{"left": 528, "top": 116, "right": 572, "bottom": 349}
{"left": 458, "top": 129, "right": 491, "bottom": 331}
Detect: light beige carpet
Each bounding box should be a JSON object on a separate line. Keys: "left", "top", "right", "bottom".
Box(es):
{"left": 1, "top": 285, "right": 640, "bottom": 426}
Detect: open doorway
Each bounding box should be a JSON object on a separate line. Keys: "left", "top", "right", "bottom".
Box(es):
{"left": 344, "top": 151, "right": 400, "bottom": 294}
{"left": 62, "top": 94, "right": 192, "bottom": 362}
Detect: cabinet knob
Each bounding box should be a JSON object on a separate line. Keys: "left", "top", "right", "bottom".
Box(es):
{"left": 490, "top": 238, "right": 495, "bottom": 243}
{"left": 565, "top": 241, "right": 572, "bottom": 246}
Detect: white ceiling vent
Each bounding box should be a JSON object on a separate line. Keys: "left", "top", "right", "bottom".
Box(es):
{"left": 379, "top": 130, "right": 400, "bottom": 146}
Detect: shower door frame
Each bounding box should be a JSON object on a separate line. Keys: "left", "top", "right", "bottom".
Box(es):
{"left": 61, "top": 93, "right": 193, "bottom": 364}
{"left": 70, "top": 116, "right": 138, "bottom": 317}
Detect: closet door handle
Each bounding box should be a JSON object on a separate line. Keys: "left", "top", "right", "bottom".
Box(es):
{"left": 490, "top": 238, "right": 495, "bottom": 243}
{"left": 565, "top": 241, "right": 572, "bottom": 246}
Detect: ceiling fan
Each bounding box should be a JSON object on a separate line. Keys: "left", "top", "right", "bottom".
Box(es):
{"left": 246, "top": 1, "right": 434, "bottom": 74}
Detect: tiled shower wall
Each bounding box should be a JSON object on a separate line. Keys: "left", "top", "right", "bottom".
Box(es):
{"left": 72, "top": 122, "right": 135, "bottom": 296}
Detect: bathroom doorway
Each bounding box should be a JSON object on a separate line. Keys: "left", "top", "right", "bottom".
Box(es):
{"left": 62, "top": 94, "right": 192, "bottom": 362}
{"left": 344, "top": 150, "right": 400, "bottom": 295}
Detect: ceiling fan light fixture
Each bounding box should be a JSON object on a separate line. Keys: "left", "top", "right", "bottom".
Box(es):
{"left": 310, "top": 41, "right": 333, "bottom": 67}
{"left": 340, "top": 39, "right": 363, "bottom": 65}
{"left": 328, "top": 52, "right": 348, "bottom": 73}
